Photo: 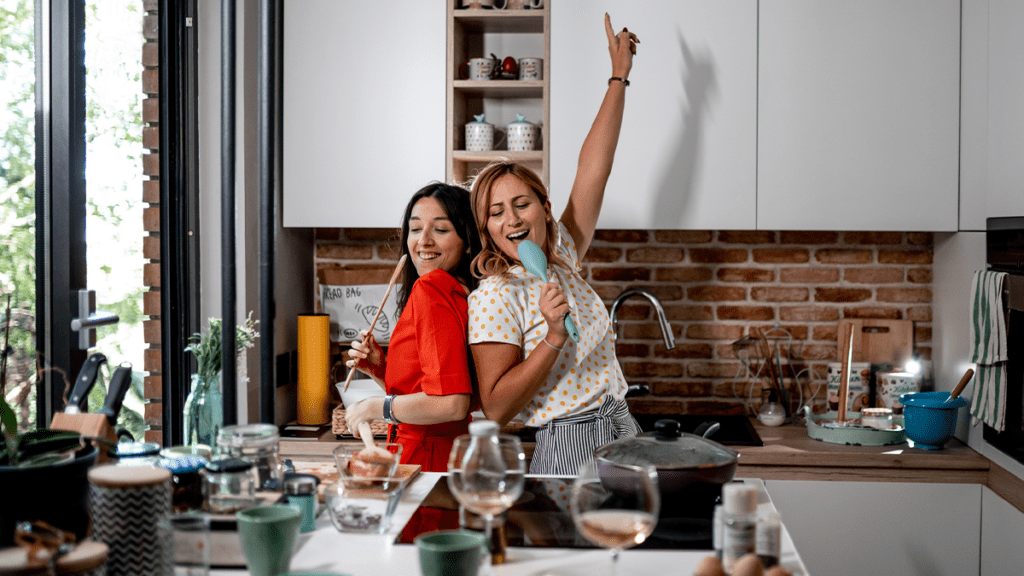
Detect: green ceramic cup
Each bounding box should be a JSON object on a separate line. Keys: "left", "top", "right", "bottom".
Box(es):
{"left": 414, "top": 530, "right": 487, "bottom": 576}
{"left": 236, "top": 505, "right": 303, "bottom": 576}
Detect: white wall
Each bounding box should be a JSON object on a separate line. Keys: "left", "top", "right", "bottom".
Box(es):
{"left": 934, "top": 231, "right": 1024, "bottom": 484}
{"left": 198, "top": 0, "right": 312, "bottom": 424}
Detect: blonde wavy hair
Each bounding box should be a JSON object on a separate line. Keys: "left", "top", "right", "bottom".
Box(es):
{"left": 470, "top": 161, "right": 568, "bottom": 279}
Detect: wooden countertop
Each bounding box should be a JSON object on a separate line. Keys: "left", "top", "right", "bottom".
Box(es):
{"left": 737, "top": 420, "right": 990, "bottom": 483}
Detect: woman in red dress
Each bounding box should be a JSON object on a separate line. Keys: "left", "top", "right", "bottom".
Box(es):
{"left": 344, "top": 183, "right": 482, "bottom": 472}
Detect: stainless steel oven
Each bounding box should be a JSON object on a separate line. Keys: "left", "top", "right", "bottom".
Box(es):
{"left": 983, "top": 216, "right": 1024, "bottom": 463}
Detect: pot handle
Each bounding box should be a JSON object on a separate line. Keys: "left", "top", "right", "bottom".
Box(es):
{"left": 693, "top": 420, "right": 721, "bottom": 439}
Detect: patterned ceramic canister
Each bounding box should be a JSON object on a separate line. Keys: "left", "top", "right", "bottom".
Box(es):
{"left": 89, "top": 464, "right": 172, "bottom": 576}
{"left": 826, "top": 361, "right": 871, "bottom": 412}
{"left": 877, "top": 371, "right": 921, "bottom": 414}
{"left": 507, "top": 114, "right": 539, "bottom": 151}
{"left": 518, "top": 57, "right": 543, "bottom": 80}
{"left": 465, "top": 114, "right": 494, "bottom": 151}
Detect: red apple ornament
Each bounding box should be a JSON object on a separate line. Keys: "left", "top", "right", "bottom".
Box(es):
{"left": 502, "top": 56, "right": 518, "bottom": 77}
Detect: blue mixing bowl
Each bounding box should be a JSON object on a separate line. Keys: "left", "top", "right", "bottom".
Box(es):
{"left": 900, "top": 391, "right": 968, "bottom": 449}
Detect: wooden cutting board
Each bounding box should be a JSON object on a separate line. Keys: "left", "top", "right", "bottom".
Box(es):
{"left": 837, "top": 319, "right": 914, "bottom": 368}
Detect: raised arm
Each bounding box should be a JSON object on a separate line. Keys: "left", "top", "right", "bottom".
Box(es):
{"left": 560, "top": 13, "right": 639, "bottom": 259}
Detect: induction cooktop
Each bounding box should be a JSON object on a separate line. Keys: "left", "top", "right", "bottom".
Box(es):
{"left": 396, "top": 477, "right": 730, "bottom": 550}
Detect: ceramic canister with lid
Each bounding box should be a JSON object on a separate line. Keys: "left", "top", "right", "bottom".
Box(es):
{"left": 877, "top": 371, "right": 922, "bottom": 414}
{"left": 507, "top": 114, "right": 539, "bottom": 151}
{"left": 465, "top": 114, "right": 494, "bottom": 151}
{"left": 88, "top": 464, "right": 172, "bottom": 576}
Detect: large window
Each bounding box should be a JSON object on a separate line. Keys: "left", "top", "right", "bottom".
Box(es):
{"left": 1, "top": 0, "right": 145, "bottom": 439}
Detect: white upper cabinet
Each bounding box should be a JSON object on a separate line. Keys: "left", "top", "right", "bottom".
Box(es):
{"left": 281, "top": 1, "right": 446, "bottom": 228}
{"left": 550, "top": 0, "right": 757, "bottom": 230}
{"left": 960, "top": 0, "right": 1024, "bottom": 231}
{"left": 757, "top": 0, "right": 960, "bottom": 231}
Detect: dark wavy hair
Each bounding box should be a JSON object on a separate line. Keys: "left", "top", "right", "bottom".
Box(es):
{"left": 396, "top": 182, "right": 482, "bottom": 313}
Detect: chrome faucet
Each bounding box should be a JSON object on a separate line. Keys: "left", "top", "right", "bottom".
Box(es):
{"left": 609, "top": 288, "right": 676, "bottom": 350}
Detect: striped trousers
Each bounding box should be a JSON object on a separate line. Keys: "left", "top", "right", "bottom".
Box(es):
{"left": 528, "top": 396, "right": 640, "bottom": 475}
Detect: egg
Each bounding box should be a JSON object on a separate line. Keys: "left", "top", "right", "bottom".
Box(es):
{"left": 693, "top": 555, "right": 727, "bottom": 576}
{"left": 731, "top": 553, "right": 765, "bottom": 576}
{"left": 764, "top": 567, "right": 792, "bottom": 576}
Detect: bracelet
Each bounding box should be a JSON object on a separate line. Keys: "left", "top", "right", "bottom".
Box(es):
{"left": 541, "top": 338, "right": 563, "bottom": 352}
{"left": 383, "top": 394, "right": 402, "bottom": 425}
{"left": 608, "top": 76, "right": 630, "bottom": 87}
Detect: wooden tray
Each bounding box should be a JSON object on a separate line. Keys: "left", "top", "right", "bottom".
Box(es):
{"left": 804, "top": 406, "right": 906, "bottom": 446}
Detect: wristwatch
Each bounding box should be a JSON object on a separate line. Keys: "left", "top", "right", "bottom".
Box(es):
{"left": 382, "top": 394, "right": 401, "bottom": 424}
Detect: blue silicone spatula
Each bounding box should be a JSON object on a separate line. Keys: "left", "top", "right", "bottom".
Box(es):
{"left": 517, "top": 240, "right": 581, "bottom": 343}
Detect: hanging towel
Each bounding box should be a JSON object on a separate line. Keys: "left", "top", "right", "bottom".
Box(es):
{"left": 969, "top": 270, "right": 1008, "bottom": 431}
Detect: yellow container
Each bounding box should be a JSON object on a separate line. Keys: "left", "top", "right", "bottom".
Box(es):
{"left": 297, "top": 314, "right": 330, "bottom": 425}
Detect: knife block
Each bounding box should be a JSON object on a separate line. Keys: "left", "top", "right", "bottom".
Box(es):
{"left": 50, "top": 412, "right": 118, "bottom": 464}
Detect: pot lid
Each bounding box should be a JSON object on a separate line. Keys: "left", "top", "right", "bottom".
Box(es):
{"left": 509, "top": 113, "right": 532, "bottom": 125}
{"left": 593, "top": 419, "right": 739, "bottom": 470}
{"left": 467, "top": 114, "right": 491, "bottom": 125}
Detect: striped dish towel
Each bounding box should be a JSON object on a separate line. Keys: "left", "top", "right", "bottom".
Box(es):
{"left": 969, "top": 270, "right": 1008, "bottom": 431}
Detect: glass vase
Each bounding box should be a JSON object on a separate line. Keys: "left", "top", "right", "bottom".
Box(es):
{"left": 183, "top": 373, "right": 223, "bottom": 447}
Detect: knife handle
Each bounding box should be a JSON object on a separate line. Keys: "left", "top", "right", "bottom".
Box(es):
{"left": 68, "top": 353, "right": 107, "bottom": 411}
{"left": 99, "top": 363, "right": 133, "bottom": 425}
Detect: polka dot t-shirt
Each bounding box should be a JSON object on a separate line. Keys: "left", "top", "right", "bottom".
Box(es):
{"left": 468, "top": 222, "right": 628, "bottom": 426}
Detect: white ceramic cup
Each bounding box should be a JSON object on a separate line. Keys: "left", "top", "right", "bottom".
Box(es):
{"left": 528, "top": 0, "right": 543, "bottom": 8}
{"left": 463, "top": 58, "right": 493, "bottom": 81}
{"left": 518, "top": 58, "right": 543, "bottom": 80}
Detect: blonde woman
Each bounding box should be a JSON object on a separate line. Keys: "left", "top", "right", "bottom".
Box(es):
{"left": 468, "top": 14, "right": 640, "bottom": 474}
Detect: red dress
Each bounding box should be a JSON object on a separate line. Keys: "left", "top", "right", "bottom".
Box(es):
{"left": 384, "top": 269, "right": 473, "bottom": 472}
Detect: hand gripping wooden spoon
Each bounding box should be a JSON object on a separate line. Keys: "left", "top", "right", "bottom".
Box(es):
{"left": 517, "top": 240, "right": 581, "bottom": 343}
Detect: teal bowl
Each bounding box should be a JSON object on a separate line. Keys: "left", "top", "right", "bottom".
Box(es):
{"left": 900, "top": 391, "right": 968, "bottom": 449}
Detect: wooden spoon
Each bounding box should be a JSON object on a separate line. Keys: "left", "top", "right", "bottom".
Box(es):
{"left": 837, "top": 323, "right": 855, "bottom": 423}
{"left": 350, "top": 421, "right": 395, "bottom": 479}
{"left": 342, "top": 254, "right": 407, "bottom": 392}
{"left": 945, "top": 368, "right": 975, "bottom": 403}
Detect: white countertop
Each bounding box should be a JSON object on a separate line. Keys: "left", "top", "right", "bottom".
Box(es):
{"left": 213, "top": 472, "right": 808, "bottom": 576}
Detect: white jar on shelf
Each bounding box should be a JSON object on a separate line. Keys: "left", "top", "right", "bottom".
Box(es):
{"left": 465, "top": 114, "right": 494, "bottom": 151}
{"left": 507, "top": 114, "right": 539, "bottom": 151}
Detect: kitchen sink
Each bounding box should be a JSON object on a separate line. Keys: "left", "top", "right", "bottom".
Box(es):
{"left": 631, "top": 414, "right": 765, "bottom": 447}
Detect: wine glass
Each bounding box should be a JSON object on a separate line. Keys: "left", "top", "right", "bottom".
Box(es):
{"left": 447, "top": 433, "right": 526, "bottom": 558}
{"left": 570, "top": 460, "right": 660, "bottom": 575}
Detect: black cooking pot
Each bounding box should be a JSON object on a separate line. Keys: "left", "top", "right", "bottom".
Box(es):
{"left": 594, "top": 419, "right": 739, "bottom": 514}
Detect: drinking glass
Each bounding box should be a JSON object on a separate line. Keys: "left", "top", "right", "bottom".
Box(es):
{"left": 570, "top": 460, "right": 660, "bottom": 575}
{"left": 447, "top": 433, "right": 526, "bottom": 558}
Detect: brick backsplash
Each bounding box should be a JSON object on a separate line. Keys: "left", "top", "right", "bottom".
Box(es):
{"left": 314, "top": 229, "right": 933, "bottom": 417}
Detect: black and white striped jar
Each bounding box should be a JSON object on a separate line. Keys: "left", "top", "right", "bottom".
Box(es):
{"left": 88, "top": 465, "right": 172, "bottom": 576}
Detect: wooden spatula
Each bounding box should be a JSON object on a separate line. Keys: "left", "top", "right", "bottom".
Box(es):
{"left": 342, "top": 254, "right": 407, "bottom": 392}
{"left": 350, "top": 421, "right": 394, "bottom": 479}
{"left": 945, "top": 368, "right": 975, "bottom": 403}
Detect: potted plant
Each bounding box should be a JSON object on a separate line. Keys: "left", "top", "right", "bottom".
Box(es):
{"left": 183, "top": 312, "right": 258, "bottom": 447}
{"left": 1, "top": 296, "right": 98, "bottom": 545}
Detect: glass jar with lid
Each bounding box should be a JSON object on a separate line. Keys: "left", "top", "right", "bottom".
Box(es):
{"left": 204, "top": 457, "right": 257, "bottom": 513}
{"left": 215, "top": 424, "right": 284, "bottom": 490}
